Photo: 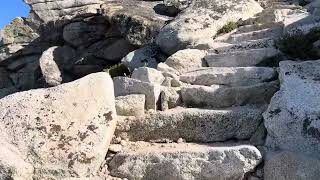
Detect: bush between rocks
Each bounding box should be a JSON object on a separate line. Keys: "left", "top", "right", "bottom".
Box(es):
{"left": 276, "top": 27, "right": 320, "bottom": 60}
{"left": 104, "top": 64, "right": 131, "bottom": 78}
{"left": 217, "top": 21, "right": 240, "bottom": 34}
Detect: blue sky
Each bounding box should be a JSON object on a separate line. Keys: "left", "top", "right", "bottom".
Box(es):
{"left": 0, "top": 0, "right": 30, "bottom": 29}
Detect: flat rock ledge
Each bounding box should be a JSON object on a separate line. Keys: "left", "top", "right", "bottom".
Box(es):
{"left": 115, "top": 105, "right": 265, "bottom": 142}
{"left": 109, "top": 142, "right": 262, "bottom": 180}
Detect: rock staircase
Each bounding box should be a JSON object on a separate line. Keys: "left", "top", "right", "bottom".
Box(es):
{"left": 103, "top": 3, "right": 316, "bottom": 180}
{"left": 0, "top": 0, "right": 318, "bottom": 179}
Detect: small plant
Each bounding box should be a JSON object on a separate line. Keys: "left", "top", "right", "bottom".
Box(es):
{"left": 141, "top": 59, "right": 149, "bottom": 67}
{"left": 104, "top": 63, "right": 131, "bottom": 78}
{"left": 217, "top": 21, "right": 240, "bottom": 34}
{"left": 276, "top": 27, "right": 320, "bottom": 60}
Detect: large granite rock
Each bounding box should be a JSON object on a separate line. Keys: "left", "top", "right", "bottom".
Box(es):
{"left": 264, "top": 151, "right": 320, "bottom": 180}
{"left": 121, "top": 45, "right": 159, "bottom": 71}
{"left": 39, "top": 46, "right": 76, "bottom": 86}
{"left": 109, "top": 142, "right": 262, "bottom": 180}
{"left": 0, "top": 17, "right": 39, "bottom": 46}
{"left": 89, "top": 38, "right": 136, "bottom": 62}
{"left": 63, "top": 16, "right": 109, "bottom": 47}
{"left": 0, "top": 72, "right": 117, "bottom": 179}
{"left": 0, "top": 17, "right": 42, "bottom": 65}
{"left": 264, "top": 60, "right": 320, "bottom": 157}
{"left": 156, "top": 0, "right": 263, "bottom": 55}
{"left": 132, "top": 67, "right": 165, "bottom": 85}
{"left": 0, "top": 44, "right": 26, "bottom": 64}
{"left": 115, "top": 105, "right": 265, "bottom": 142}
{"left": 8, "top": 55, "right": 42, "bottom": 91}
{"left": 101, "top": 0, "right": 173, "bottom": 46}
{"left": 24, "top": 0, "right": 103, "bottom": 23}
{"left": 165, "top": 49, "right": 207, "bottom": 74}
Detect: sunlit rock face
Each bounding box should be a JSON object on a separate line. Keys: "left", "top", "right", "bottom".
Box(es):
{"left": 24, "top": 0, "right": 103, "bottom": 23}
{"left": 0, "top": 72, "right": 117, "bottom": 179}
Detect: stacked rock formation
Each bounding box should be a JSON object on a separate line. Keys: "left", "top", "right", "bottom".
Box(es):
{"left": 0, "top": 0, "right": 320, "bottom": 179}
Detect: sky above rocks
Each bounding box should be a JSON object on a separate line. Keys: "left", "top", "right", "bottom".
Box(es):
{"left": 0, "top": 0, "right": 30, "bottom": 29}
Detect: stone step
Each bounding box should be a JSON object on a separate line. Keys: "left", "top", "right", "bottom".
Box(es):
{"left": 115, "top": 105, "right": 265, "bottom": 142}
{"left": 244, "top": 8, "right": 295, "bottom": 25}
{"left": 225, "top": 27, "right": 283, "bottom": 43}
{"left": 205, "top": 48, "right": 281, "bottom": 67}
{"left": 235, "top": 22, "right": 283, "bottom": 34}
{"left": 213, "top": 38, "right": 276, "bottom": 53}
{"left": 270, "top": 3, "right": 301, "bottom": 9}
{"left": 109, "top": 142, "right": 262, "bottom": 180}
{"left": 181, "top": 81, "right": 279, "bottom": 108}
{"left": 213, "top": 23, "right": 283, "bottom": 43}
{"left": 180, "top": 67, "right": 277, "bottom": 86}
{"left": 259, "top": 1, "right": 293, "bottom": 8}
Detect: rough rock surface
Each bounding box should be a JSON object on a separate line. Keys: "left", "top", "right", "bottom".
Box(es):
{"left": 165, "top": 49, "right": 207, "bottom": 74}
{"left": 115, "top": 105, "right": 265, "bottom": 142}
{"left": 205, "top": 48, "right": 281, "bottom": 67}
{"left": 114, "top": 77, "right": 161, "bottom": 110}
{"left": 159, "top": 87, "right": 181, "bottom": 111}
{"left": 0, "top": 68, "right": 13, "bottom": 89}
{"left": 0, "top": 17, "right": 39, "bottom": 46}
{"left": 121, "top": 45, "right": 159, "bottom": 71}
{"left": 109, "top": 142, "right": 262, "bottom": 180}
{"left": 39, "top": 46, "right": 76, "bottom": 86}
{"left": 63, "top": 18, "right": 109, "bottom": 47}
{"left": 164, "top": 0, "right": 191, "bottom": 11}
{"left": 0, "top": 17, "right": 43, "bottom": 65}
{"left": 180, "top": 67, "right": 277, "bottom": 86}
{"left": 264, "top": 60, "right": 320, "bottom": 157}
{"left": 181, "top": 81, "right": 279, "bottom": 108}
{"left": 156, "top": 0, "right": 263, "bottom": 55}
{"left": 89, "top": 38, "right": 136, "bottom": 62}
{"left": 8, "top": 55, "right": 42, "bottom": 91}
{"left": 101, "top": 0, "right": 173, "bottom": 46}
{"left": 264, "top": 151, "right": 320, "bottom": 180}
{"left": 157, "top": 62, "right": 180, "bottom": 75}
{"left": 0, "top": 72, "right": 117, "bottom": 179}
{"left": 132, "top": 67, "right": 165, "bottom": 85}
{"left": 115, "top": 94, "right": 145, "bottom": 117}
{"left": 24, "top": 0, "right": 103, "bottom": 23}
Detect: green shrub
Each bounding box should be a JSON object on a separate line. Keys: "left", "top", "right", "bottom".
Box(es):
{"left": 104, "top": 63, "right": 131, "bottom": 78}
{"left": 276, "top": 28, "right": 320, "bottom": 60}
{"left": 217, "top": 22, "right": 240, "bottom": 34}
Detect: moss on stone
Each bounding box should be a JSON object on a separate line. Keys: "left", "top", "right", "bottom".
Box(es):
{"left": 217, "top": 21, "right": 240, "bottom": 34}
{"left": 104, "top": 64, "right": 131, "bottom": 78}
